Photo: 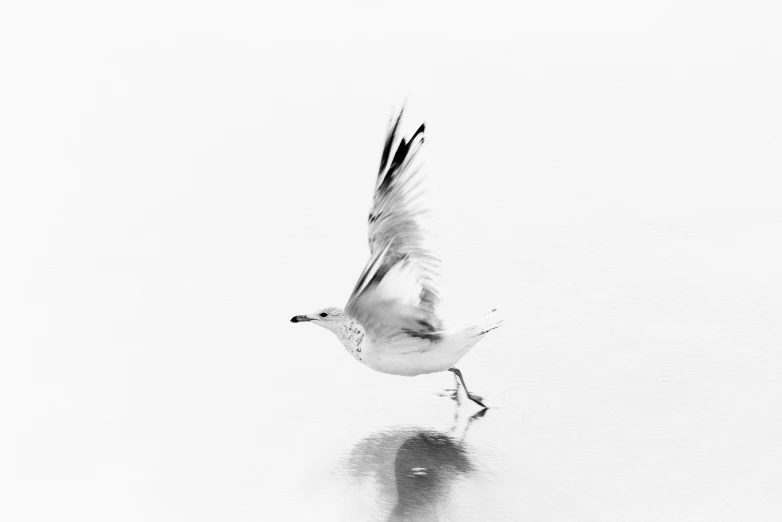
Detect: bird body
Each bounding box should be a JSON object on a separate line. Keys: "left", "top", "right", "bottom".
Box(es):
{"left": 293, "top": 308, "right": 501, "bottom": 377}
{"left": 291, "top": 108, "right": 502, "bottom": 407}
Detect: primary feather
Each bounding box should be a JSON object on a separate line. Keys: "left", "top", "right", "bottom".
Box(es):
{"left": 346, "top": 109, "right": 444, "bottom": 346}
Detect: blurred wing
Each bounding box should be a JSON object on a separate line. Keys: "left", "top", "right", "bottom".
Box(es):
{"left": 346, "top": 109, "right": 443, "bottom": 343}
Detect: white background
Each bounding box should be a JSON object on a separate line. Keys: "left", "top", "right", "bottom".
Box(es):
{"left": 2, "top": 1, "right": 781, "bottom": 520}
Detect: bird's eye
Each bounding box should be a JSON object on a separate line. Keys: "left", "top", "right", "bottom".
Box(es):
{"left": 319, "top": 312, "right": 328, "bottom": 317}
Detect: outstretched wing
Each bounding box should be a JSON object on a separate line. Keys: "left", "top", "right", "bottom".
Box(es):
{"left": 345, "top": 109, "right": 443, "bottom": 343}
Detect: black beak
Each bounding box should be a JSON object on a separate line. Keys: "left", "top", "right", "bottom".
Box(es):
{"left": 290, "top": 315, "right": 312, "bottom": 323}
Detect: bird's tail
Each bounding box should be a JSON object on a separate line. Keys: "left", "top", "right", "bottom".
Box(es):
{"left": 455, "top": 308, "right": 504, "bottom": 349}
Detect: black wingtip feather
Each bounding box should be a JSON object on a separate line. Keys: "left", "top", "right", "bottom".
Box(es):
{"left": 379, "top": 110, "right": 404, "bottom": 174}
{"left": 377, "top": 111, "right": 426, "bottom": 199}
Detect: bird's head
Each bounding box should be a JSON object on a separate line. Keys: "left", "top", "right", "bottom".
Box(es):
{"left": 290, "top": 306, "right": 348, "bottom": 332}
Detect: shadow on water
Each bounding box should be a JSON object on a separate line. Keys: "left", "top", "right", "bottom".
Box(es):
{"left": 346, "top": 400, "right": 487, "bottom": 521}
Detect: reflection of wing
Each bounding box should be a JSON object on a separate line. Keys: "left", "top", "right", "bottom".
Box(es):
{"left": 345, "top": 109, "right": 443, "bottom": 342}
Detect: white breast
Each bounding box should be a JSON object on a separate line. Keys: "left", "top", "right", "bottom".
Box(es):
{"left": 334, "top": 319, "right": 467, "bottom": 376}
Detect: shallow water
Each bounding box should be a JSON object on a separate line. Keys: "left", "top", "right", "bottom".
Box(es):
{"left": 5, "top": 222, "right": 782, "bottom": 521}
{"left": 5, "top": 212, "right": 781, "bottom": 521}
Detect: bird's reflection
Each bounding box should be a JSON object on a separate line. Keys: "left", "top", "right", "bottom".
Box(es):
{"left": 346, "top": 392, "right": 486, "bottom": 521}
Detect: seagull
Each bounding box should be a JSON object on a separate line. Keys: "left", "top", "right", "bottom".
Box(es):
{"left": 291, "top": 108, "right": 502, "bottom": 408}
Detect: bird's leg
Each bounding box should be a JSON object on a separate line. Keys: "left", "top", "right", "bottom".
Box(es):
{"left": 449, "top": 368, "right": 488, "bottom": 409}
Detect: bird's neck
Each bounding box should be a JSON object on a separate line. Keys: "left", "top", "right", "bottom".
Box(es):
{"left": 334, "top": 317, "right": 368, "bottom": 363}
